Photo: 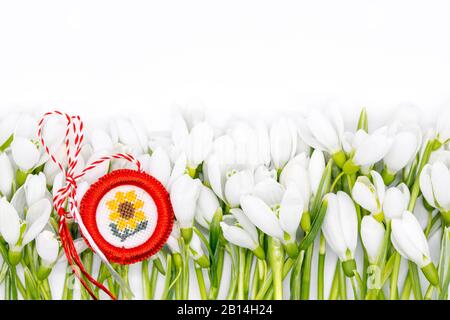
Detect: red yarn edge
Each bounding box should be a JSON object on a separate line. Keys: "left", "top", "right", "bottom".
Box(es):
{"left": 79, "top": 169, "right": 174, "bottom": 265}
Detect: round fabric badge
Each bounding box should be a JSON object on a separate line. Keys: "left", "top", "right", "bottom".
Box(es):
{"left": 79, "top": 169, "right": 174, "bottom": 265}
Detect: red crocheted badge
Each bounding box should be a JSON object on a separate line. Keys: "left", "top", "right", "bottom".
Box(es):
{"left": 79, "top": 169, "right": 174, "bottom": 265}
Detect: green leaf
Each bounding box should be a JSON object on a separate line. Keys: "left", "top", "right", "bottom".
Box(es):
{"left": 23, "top": 266, "right": 39, "bottom": 299}
{"left": 209, "top": 207, "right": 223, "bottom": 255}
{"left": 0, "top": 261, "right": 8, "bottom": 284}
{"left": 0, "top": 134, "right": 14, "bottom": 152}
{"left": 309, "top": 159, "right": 333, "bottom": 217}
{"left": 299, "top": 201, "right": 328, "bottom": 251}
{"left": 357, "top": 107, "right": 368, "bottom": 132}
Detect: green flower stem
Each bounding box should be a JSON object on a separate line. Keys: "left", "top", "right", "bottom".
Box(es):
{"left": 317, "top": 233, "right": 326, "bottom": 300}
{"left": 208, "top": 246, "right": 225, "bottom": 299}
{"left": 424, "top": 284, "right": 434, "bottom": 300}
{"left": 195, "top": 265, "right": 207, "bottom": 300}
{"left": 338, "top": 261, "right": 347, "bottom": 300}
{"left": 329, "top": 261, "right": 340, "bottom": 300}
{"left": 409, "top": 261, "right": 423, "bottom": 300}
{"left": 160, "top": 255, "right": 173, "bottom": 300}
{"left": 389, "top": 252, "right": 401, "bottom": 300}
{"left": 142, "top": 260, "right": 151, "bottom": 299}
{"left": 150, "top": 262, "right": 159, "bottom": 299}
{"left": 80, "top": 251, "right": 93, "bottom": 300}
{"left": 290, "top": 250, "right": 304, "bottom": 299}
{"left": 255, "top": 258, "right": 293, "bottom": 300}
{"left": 62, "top": 267, "right": 74, "bottom": 300}
{"left": 400, "top": 271, "right": 412, "bottom": 300}
{"left": 243, "top": 251, "right": 254, "bottom": 298}
{"left": 300, "top": 243, "right": 314, "bottom": 300}
{"left": 361, "top": 254, "right": 369, "bottom": 298}
{"left": 350, "top": 276, "right": 359, "bottom": 299}
{"left": 226, "top": 246, "right": 239, "bottom": 300}
{"left": 267, "top": 238, "right": 284, "bottom": 300}
{"left": 237, "top": 248, "right": 247, "bottom": 299}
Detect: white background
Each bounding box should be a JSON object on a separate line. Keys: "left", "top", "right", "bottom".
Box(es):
{"left": 0, "top": 0, "right": 449, "bottom": 299}
{"left": 0, "top": 0, "right": 449, "bottom": 129}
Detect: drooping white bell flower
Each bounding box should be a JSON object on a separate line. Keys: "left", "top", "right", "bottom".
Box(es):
{"left": 240, "top": 182, "right": 304, "bottom": 258}
{"left": 298, "top": 107, "right": 346, "bottom": 167}
{"left": 253, "top": 165, "right": 277, "bottom": 184}
{"left": 167, "top": 152, "right": 187, "bottom": 191}
{"left": 420, "top": 161, "right": 450, "bottom": 225}
{"left": 382, "top": 123, "right": 422, "bottom": 184}
{"left": 146, "top": 147, "right": 172, "bottom": 187}
{"left": 0, "top": 153, "right": 14, "bottom": 198}
{"left": 0, "top": 198, "right": 51, "bottom": 264}
{"left": 270, "top": 118, "right": 298, "bottom": 170}
{"left": 436, "top": 108, "right": 450, "bottom": 145}
{"left": 170, "top": 174, "right": 202, "bottom": 241}
{"left": 112, "top": 117, "right": 149, "bottom": 154}
{"left": 23, "top": 172, "right": 47, "bottom": 207}
{"left": 89, "top": 129, "right": 114, "bottom": 152}
{"left": 36, "top": 230, "right": 60, "bottom": 267}
{"left": 189, "top": 232, "right": 210, "bottom": 268}
{"left": 166, "top": 222, "right": 181, "bottom": 254}
{"left": 321, "top": 191, "right": 358, "bottom": 276}
{"left": 220, "top": 208, "right": 265, "bottom": 259}
{"left": 391, "top": 211, "right": 439, "bottom": 285}
{"left": 195, "top": 185, "right": 220, "bottom": 229}
{"left": 361, "top": 215, "right": 385, "bottom": 264}
{"left": 343, "top": 127, "right": 393, "bottom": 174}
{"left": 351, "top": 170, "right": 385, "bottom": 221}
{"left": 172, "top": 113, "right": 214, "bottom": 172}
{"left": 10, "top": 136, "right": 41, "bottom": 172}
{"left": 0, "top": 113, "right": 19, "bottom": 149}
{"left": 383, "top": 184, "right": 410, "bottom": 220}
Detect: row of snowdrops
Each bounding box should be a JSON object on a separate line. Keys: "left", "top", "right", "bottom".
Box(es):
{"left": 0, "top": 107, "right": 449, "bottom": 300}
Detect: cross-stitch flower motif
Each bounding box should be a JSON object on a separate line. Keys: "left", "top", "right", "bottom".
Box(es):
{"left": 106, "top": 190, "right": 148, "bottom": 242}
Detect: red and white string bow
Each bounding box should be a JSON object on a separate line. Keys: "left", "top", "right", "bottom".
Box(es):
{"left": 38, "top": 111, "right": 142, "bottom": 300}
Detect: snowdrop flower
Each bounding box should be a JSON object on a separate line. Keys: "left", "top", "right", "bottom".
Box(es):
{"left": 0, "top": 113, "right": 19, "bottom": 150}
{"left": 351, "top": 170, "right": 385, "bottom": 221}
{"left": 435, "top": 108, "right": 450, "bottom": 146}
{"left": 195, "top": 185, "right": 220, "bottom": 229}
{"left": 220, "top": 209, "right": 265, "bottom": 259}
{"left": 342, "top": 127, "right": 393, "bottom": 174}
{"left": 189, "top": 232, "right": 210, "bottom": 268}
{"left": 10, "top": 136, "right": 41, "bottom": 172}
{"left": 270, "top": 118, "right": 298, "bottom": 170}
{"left": 361, "top": 215, "right": 385, "bottom": 264}
{"left": 23, "top": 172, "right": 47, "bottom": 207}
{"left": 138, "top": 147, "right": 172, "bottom": 187}
{"left": 112, "top": 117, "right": 148, "bottom": 154}
{"left": 383, "top": 184, "right": 410, "bottom": 220}
{"left": 0, "top": 153, "right": 14, "bottom": 198}
{"left": 382, "top": 123, "right": 422, "bottom": 184}
{"left": 36, "top": 230, "right": 60, "bottom": 280}
{"left": 321, "top": 192, "right": 358, "bottom": 277}
{"left": 89, "top": 129, "right": 114, "bottom": 152}
{"left": 391, "top": 211, "right": 439, "bottom": 285}
{"left": 172, "top": 113, "right": 214, "bottom": 173}
{"left": 240, "top": 182, "right": 304, "bottom": 258}
{"left": 170, "top": 174, "right": 202, "bottom": 242}
{"left": 0, "top": 198, "right": 51, "bottom": 265}
{"left": 298, "top": 108, "right": 346, "bottom": 167}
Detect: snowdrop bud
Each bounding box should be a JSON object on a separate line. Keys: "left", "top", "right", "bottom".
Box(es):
{"left": 167, "top": 223, "right": 181, "bottom": 254}
{"left": 351, "top": 171, "right": 385, "bottom": 221}
{"left": 270, "top": 118, "right": 297, "bottom": 170}
{"left": 0, "top": 153, "right": 14, "bottom": 198}
{"left": 321, "top": 192, "right": 358, "bottom": 277}
{"left": 36, "top": 230, "right": 59, "bottom": 280}
{"left": 0, "top": 197, "right": 21, "bottom": 249}
{"left": 220, "top": 209, "right": 265, "bottom": 259}
{"left": 90, "top": 129, "right": 114, "bottom": 152}
{"left": 170, "top": 174, "right": 201, "bottom": 242}
{"left": 24, "top": 173, "right": 47, "bottom": 207}
{"left": 383, "top": 124, "right": 421, "bottom": 181}
{"left": 420, "top": 162, "right": 450, "bottom": 225}
{"left": 115, "top": 118, "right": 148, "bottom": 154}
{"left": 279, "top": 153, "right": 311, "bottom": 210}
{"left": 361, "top": 216, "right": 385, "bottom": 264}
{"left": 0, "top": 113, "right": 19, "bottom": 149}
{"left": 148, "top": 147, "right": 171, "bottom": 187}
{"left": 224, "top": 169, "right": 254, "bottom": 208}
{"left": 309, "top": 150, "right": 325, "bottom": 195}
{"left": 185, "top": 122, "right": 214, "bottom": 170}
{"left": 195, "top": 185, "right": 220, "bottom": 229}
{"left": 436, "top": 109, "right": 450, "bottom": 145}
{"left": 343, "top": 128, "right": 392, "bottom": 174}
{"left": 252, "top": 179, "right": 284, "bottom": 208}
{"left": 240, "top": 195, "right": 284, "bottom": 241}
{"left": 383, "top": 184, "right": 410, "bottom": 220}
{"left": 189, "top": 232, "right": 210, "bottom": 268}
{"left": 278, "top": 184, "right": 303, "bottom": 257}
{"left": 11, "top": 137, "right": 40, "bottom": 172}
{"left": 391, "top": 211, "right": 439, "bottom": 285}
{"left": 22, "top": 199, "right": 52, "bottom": 246}
{"left": 298, "top": 108, "right": 344, "bottom": 153}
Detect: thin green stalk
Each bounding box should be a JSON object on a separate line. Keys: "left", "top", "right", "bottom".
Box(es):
{"left": 290, "top": 250, "right": 304, "bottom": 299}
{"left": 256, "top": 258, "right": 293, "bottom": 300}
{"left": 300, "top": 243, "right": 314, "bottom": 300}
{"left": 142, "top": 260, "right": 151, "bottom": 300}
{"left": 237, "top": 247, "right": 246, "bottom": 299}
{"left": 389, "top": 252, "right": 401, "bottom": 300}
{"left": 338, "top": 261, "right": 347, "bottom": 300}
{"left": 329, "top": 261, "right": 340, "bottom": 300}
{"left": 317, "top": 233, "right": 326, "bottom": 300}
{"left": 268, "top": 238, "right": 284, "bottom": 300}
{"left": 160, "top": 255, "right": 173, "bottom": 300}
{"left": 195, "top": 265, "right": 207, "bottom": 300}
{"left": 401, "top": 272, "right": 412, "bottom": 300}
{"left": 149, "top": 262, "right": 159, "bottom": 299}
{"left": 409, "top": 261, "right": 423, "bottom": 300}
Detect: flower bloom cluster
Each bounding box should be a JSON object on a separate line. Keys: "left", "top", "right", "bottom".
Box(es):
{"left": 0, "top": 106, "right": 449, "bottom": 300}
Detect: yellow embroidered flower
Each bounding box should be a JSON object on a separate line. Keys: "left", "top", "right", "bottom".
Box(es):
{"left": 106, "top": 190, "right": 146, "bottom": 232}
